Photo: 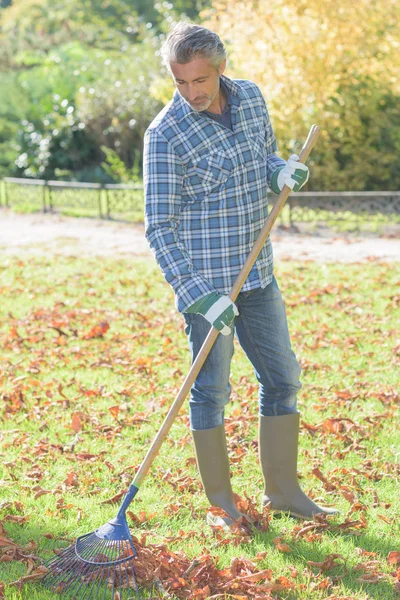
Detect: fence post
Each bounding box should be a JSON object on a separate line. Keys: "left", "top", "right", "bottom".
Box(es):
{"left": 105, "top": 188, "right": 111, "bottom": 219}
{"left": 43, "top": 180, "right": 48, "bottom": 212}
{"left": 48, "top": 183, "right": 53, "bottom": 212}
{"left": 98, "top": 186, "right": 103, "bottom": 219}
{"left": 2, "top": 180, "right": 8, "bottom": 207}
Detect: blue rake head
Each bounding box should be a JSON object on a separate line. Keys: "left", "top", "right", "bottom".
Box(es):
{"left": 42, "top": 486, "right": 141, "bottom": 599}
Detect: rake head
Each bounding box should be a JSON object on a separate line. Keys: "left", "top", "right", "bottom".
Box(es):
{"left": 42, "top": 516, "right": 140, "bottom": 600}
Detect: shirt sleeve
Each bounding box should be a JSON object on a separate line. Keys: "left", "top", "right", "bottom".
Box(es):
{"left": 257, "top": 88, "right": 286, "bottom": 184}
{"left": 144, "top": 128, "right": 217, "bottom": 313}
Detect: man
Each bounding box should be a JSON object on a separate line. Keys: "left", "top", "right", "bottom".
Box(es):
{"left": 144, "top": 22, "right": 338, "bottom": 527}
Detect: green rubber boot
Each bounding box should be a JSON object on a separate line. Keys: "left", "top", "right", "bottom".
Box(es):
{"left": 192, "top": 425, "right": 245, "bottom": 528}
{"left": 259, "top": 413, "right": 339, "bottom": 519}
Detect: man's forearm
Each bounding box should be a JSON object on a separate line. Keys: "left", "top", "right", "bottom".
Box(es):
{"left": 145, "top": 220, "right": 216, "bottom": 313}
{"left": 267, "top": 153, "right": 286, "bottom": 191}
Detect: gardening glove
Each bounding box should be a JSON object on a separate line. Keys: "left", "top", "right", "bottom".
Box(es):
{"left": 270, "top": 154, "right": 309, "bottom": 194}
{"left": 186, "top": 292, "right": 239, "bottom": 335}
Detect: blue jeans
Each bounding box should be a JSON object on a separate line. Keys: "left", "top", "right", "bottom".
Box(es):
{"left": 183, "top": 277, "right": 301, "bottom": 430}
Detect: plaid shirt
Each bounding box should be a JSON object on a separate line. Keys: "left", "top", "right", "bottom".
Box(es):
{"left": 144, "top": 75, "right": 285, "bottom": 313}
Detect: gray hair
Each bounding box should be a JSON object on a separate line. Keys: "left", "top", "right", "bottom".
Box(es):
{"left": 161, "top": 22, "right": 226, "bottom": 70}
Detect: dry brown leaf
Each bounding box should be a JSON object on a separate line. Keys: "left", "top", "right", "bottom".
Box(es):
{"left": 312, "top": 467, "right": 336, "bottom": 491}
{"left": 82, "top": 321, "right": 110, "bottom": 339}
{"left": 236, "top": 568, "right": 273, "bottom": 582}
{"left": 71, "top": 412, "right": 83, "bottom": 432}
{"left": 254, "top": 551, "right": 267, "bottom": 561}
{"left": 354, "top": 547, "right": 377, "bottom": 558}
{"left": 388, "top": 551, "right": 400, "bottom": 566}
{"left": 64, "top": 471, "right": 79, "bottom": 487}
{"left": 109, "top": 405, "right": 120, "bottom": 419}
{"left": 377, "top": 514, "right": 393, "bottom": 524}
{"left": 272, "top": 537, "right": 291, "bottom": 553}
{"left": 9, "top": 565, "right": 49, "bottom": 587}
{"left": 307, "top": 553, "right": 346, "bottom": 572}
{"left": 324, "top": 594, "right": 358, "bottom": 600}
{"left": 0, "top": 535, "right": 19, "bottom": 548}
{"left": 357, "top": 572, "right": 386, "bottom": 583}
{"left": 33, "top": 486, "right": 53, "bottom": 500}
{"left": 100, "top": 491, "right": 127, "bottom": 506}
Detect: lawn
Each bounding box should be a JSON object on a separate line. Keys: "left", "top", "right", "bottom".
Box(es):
{"left": 0, "top": 254, "right": 399, "bottom": 599}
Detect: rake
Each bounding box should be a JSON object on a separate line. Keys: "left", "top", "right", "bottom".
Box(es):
{"left": 41, "top": 125, "right": 320, "bottom": 599}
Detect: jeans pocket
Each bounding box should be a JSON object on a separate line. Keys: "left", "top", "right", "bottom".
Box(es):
{"left": 183, "top": 312, "right": 193, "bottom": 335}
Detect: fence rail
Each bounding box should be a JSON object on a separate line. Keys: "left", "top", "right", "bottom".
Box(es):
{"left": 1, "top": 177, "right": 400, "bottom": 224}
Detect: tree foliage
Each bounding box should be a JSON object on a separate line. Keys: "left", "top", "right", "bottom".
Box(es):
{"left": 0, "top": 0, "right": 208, "bottom": 180}
{"left": 1, "top": 0, "right": 397, "bottom": 188}
{"left": 204, "top": 0, "right": 400, "bottom": 190}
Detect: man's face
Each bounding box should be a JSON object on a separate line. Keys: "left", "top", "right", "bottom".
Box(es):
{"left": 170, "top": 56, "right": 226, "bottom": 112}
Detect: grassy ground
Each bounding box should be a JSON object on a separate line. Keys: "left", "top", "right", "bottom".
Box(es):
{"left": 0, "top": 255, "right": 399, "bottom": 599}
{"left": 3, "top": 192, "right": 400, "bottom": 234}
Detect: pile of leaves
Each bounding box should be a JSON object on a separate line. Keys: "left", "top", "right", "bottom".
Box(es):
{"left": 2, "top": 502, "right": 400, "bottom": 600}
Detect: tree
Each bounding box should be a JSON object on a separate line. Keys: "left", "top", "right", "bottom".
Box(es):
{"left": 203, "top": 0, "right": 400, "bottom": 190}
{"left": 0, "top": 0, "right": 165, "bottom": 180}
{"left": 0, "top": 0, "right": 142, "bottom": 71}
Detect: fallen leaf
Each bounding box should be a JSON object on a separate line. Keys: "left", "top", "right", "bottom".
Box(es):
{"left": 388, "top": 551, "right": 400, "bottom": 566}
{"left": 82, "top": 321, "right": 110, "bottom": 339}
{"left": 272, "top": 537, "right": 291, "bottom": 553}
{"left": 9, "top": 565, "right": 49, "bottom": 587}
{"left": 71, "top": 412, "right": 83, "bottom": 432}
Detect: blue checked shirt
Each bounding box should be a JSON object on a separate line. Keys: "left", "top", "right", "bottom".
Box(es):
{"left": 144, "top": 75, "right": 286, "bottom": 313}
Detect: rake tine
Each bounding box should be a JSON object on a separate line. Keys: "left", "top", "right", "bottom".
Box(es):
{"left": 88, "top": 566, "right": 103, "bottom": 600}
{"left": 69, "top": 554, "right": 101, "bottom": 598}
{"left": 44, "top": 548, "right": 77, "bottom": 590}
{"left": 118, "top": 555, "right": 124, "bottom": 600}
{"left": 86, "top": 566, "right": 103, "bottom": 600}
{"left": 74, "top": 562, "right": 95, "bottom": 600}
{"left": 46, "top": 545, "right": 75, "bottom": 571}
{"left": 119, "top": 559, "right": 125, "bottom": 600}
{"left": 119, "top": 542, "right": 125, "bottom": 598}
{"left": 112, "top": 556, "right": 118, "bottom": 600}
{"left": 44, "top": 533, "right": 140, "bottom": 600}
{"left": 62, "top": 557, "right": 94, "bottom": 599}
{"left": 123, "top": 559, "right": 129, "bottom": 596}
{"left": 102, "top": 565, "right": 110, "bottom": 600}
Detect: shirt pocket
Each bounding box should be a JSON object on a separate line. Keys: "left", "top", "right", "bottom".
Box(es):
{"left": 248, "top": 126, "right": 267, "bottom": 161}
{"left": 183, "top": 149, "right": 234, "bottom": 200}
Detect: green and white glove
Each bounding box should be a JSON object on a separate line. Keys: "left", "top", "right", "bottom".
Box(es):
{"left": 186, "top": 292, "right": 239, "bottom": 335}
{"left": 270, "top": 154, "right": 309, "bottom": 194}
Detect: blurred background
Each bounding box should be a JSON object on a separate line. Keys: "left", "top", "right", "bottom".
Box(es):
{"left": 0, "top": 0, "right": 399, "bottom": 191}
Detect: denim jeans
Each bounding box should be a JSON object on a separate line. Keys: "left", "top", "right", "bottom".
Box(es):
{"left": 183, "top": 277, "right": 301, "bottom": 430}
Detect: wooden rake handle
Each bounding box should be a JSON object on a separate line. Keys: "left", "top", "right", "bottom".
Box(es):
{"left": 133, "top": 124, "right": 320, "bottom": 488}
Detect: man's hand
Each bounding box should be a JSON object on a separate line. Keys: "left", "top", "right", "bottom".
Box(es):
{"left": 186, "top": 292, "right": 239, "bottom": 335}
{"left": 270, "top": 154, "right": 309, "bottom": 194}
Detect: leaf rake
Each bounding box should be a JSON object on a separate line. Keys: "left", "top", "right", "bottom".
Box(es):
{"left": 41, "top": 125, "right": 320, "bottom": 599}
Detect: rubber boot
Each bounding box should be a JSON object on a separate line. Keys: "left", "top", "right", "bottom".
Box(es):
{"left": 259, "top": 413, "right": 339, "bottom": 519}
{"left": 192, "top": 425, "right": 245, "bottom": 528}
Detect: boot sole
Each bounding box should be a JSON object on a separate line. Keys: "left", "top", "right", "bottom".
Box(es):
{"left": 264, "top": 506, "right": 339, "bottom": 520}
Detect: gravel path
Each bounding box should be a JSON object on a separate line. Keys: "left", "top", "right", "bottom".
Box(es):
{"left": 0, "top": 210, "right": 399, "bottom": 263}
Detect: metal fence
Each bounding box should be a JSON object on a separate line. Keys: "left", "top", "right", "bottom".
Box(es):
{"left": 1, "top": 177, "right": 400, "bottom": 224}
{"left": 0, "top": 178, "right": 144, "bottom": 221}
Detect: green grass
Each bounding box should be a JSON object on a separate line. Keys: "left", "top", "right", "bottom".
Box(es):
{"left": 4, "top": 196, "right": 400, "bottom": 233}
{"left": 285, "top": 206, "right": 400, "bottom": 233}
{"left": 0, "top": 255, "right": 399, "bottom": 599}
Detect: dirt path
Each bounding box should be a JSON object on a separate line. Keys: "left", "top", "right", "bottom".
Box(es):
{"left": 0, "top": 210, "right": 399, "bottom": 263}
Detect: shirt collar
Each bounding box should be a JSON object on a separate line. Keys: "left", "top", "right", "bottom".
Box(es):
{"left": 219, "top": 78, "right": 232, "bottom": 110}
{"left": 173, "top": 74, "right": 240, "bottom": 122}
